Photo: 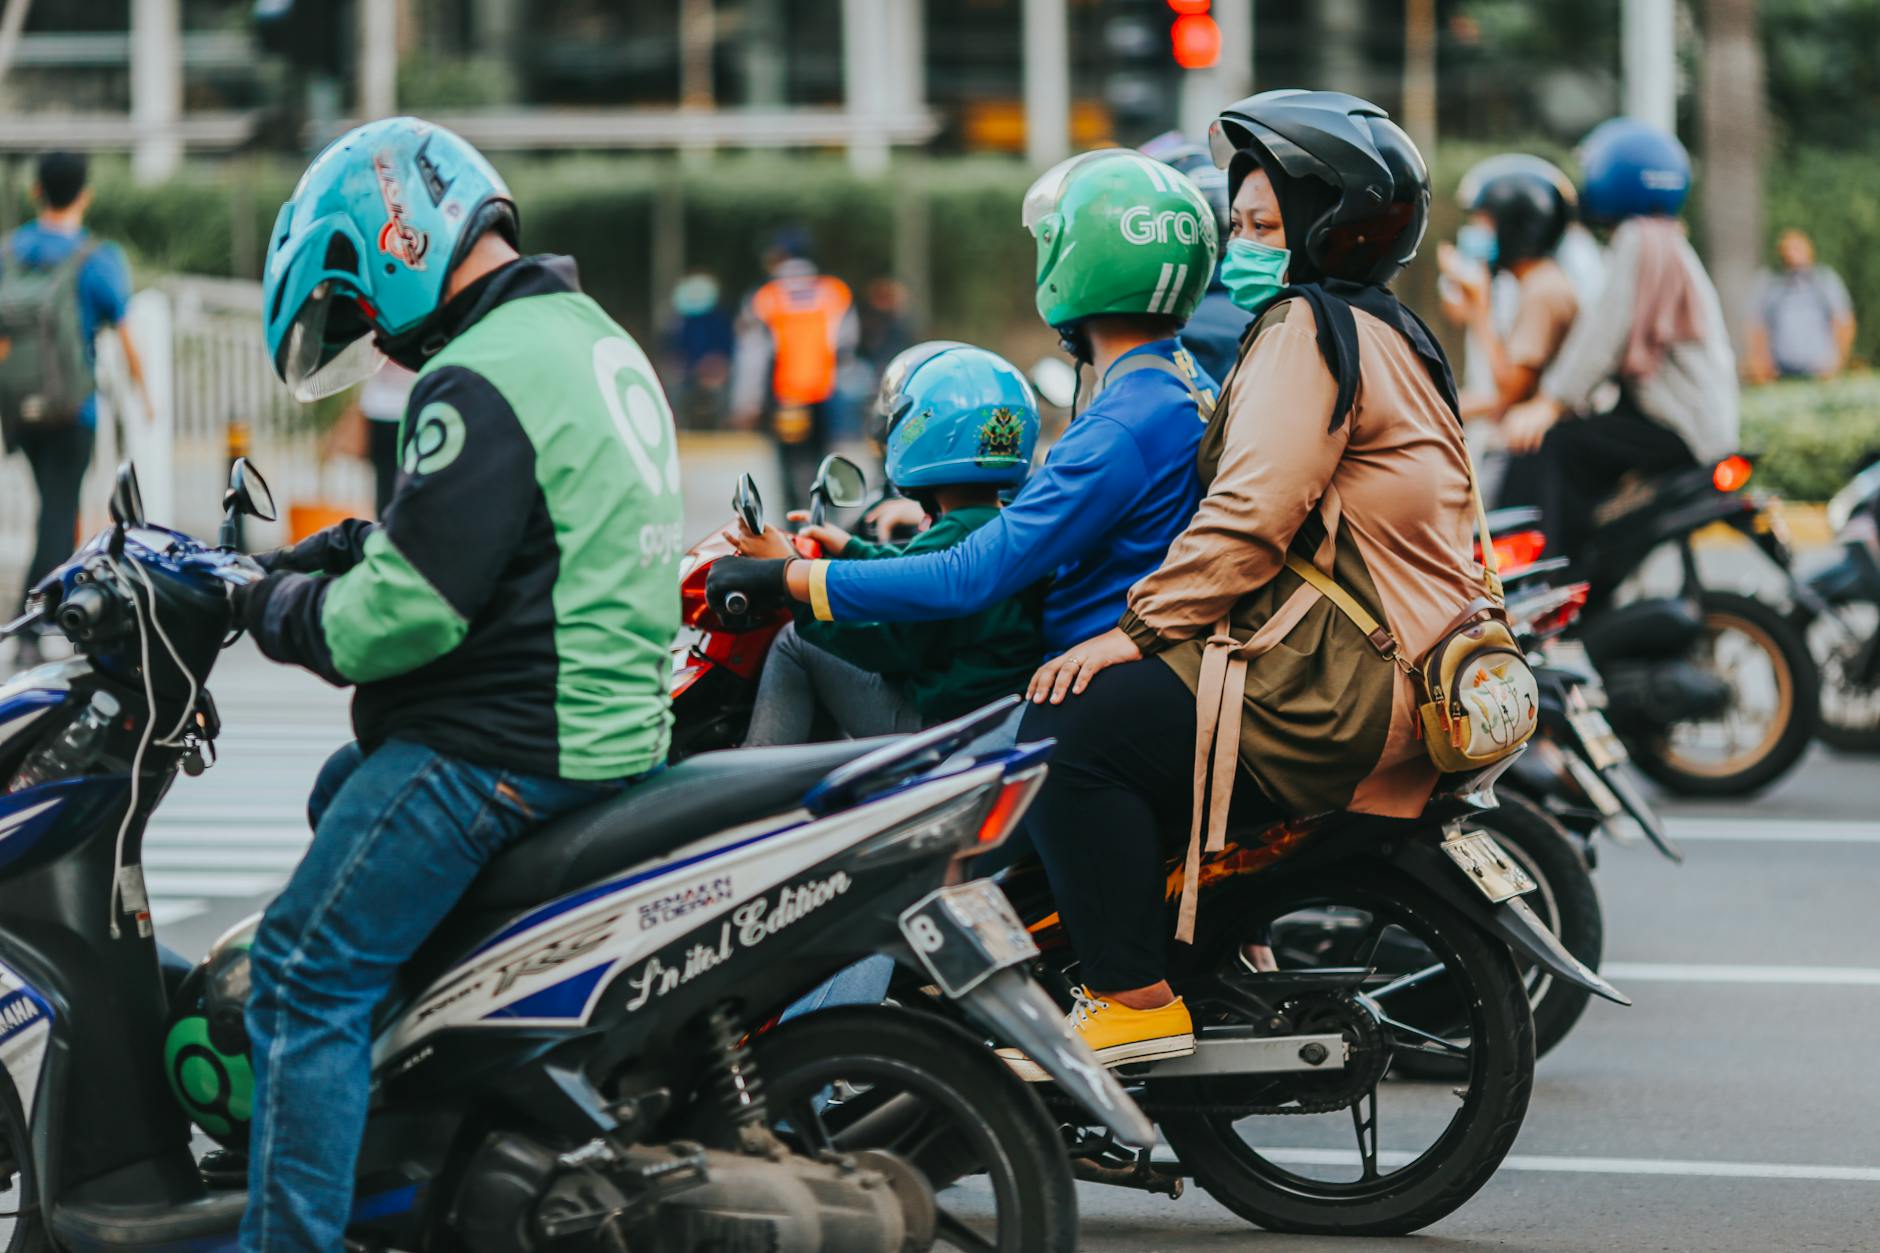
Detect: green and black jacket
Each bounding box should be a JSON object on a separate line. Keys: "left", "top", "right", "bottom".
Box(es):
{"left": 250, "top": 256, "right": 684, "bottom": 781}
{"left": 797, "top": 506, "right": 1044, "bottom": 724}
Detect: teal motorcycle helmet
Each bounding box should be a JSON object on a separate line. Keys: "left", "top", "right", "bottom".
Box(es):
{"left": 261, "top": 117, "right": 518, "bottom": 401}
{"left": 877, "top": 341, "right": 1039, "bottom": 491}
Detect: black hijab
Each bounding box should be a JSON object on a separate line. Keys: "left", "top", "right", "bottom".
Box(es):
{"left": 1230, "top": 151, "right": 1458, "bottom": 433}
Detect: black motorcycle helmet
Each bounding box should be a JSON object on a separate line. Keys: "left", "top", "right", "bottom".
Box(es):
{"left": 1458, "top": 154, "right": 1577, "bottom": 270}
{"left": 1140, "top": 131, "right": 1231, "bottom": 239}
{"left": 1208, "top": 89, "right": 1430, "bottom": 286}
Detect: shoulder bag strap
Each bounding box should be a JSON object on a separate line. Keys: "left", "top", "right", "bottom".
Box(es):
{"left": 1098, "top": 349, "right": 1217, "bottom": 418}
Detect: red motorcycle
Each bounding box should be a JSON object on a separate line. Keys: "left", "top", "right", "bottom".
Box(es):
{"left": 669, "top": 455, "right": 868, "bottom": 759}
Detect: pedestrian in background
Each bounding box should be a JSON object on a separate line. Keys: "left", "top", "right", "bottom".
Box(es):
{"left": 730, "top": 231, "right": 857, "bottom": 505}
{"left": 0, "top": 151, "right": 148, "bottom": 669}
{"left": 665, "top": 270, "right": 734, "bottom": 426}
{"left": 1746, "top": 228, "right": 1856, "bottom": 382}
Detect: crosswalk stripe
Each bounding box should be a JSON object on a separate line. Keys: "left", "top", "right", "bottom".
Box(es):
{"left": 147, "top": 870, "right": 292, "bottom": 898}
{"left": 1665, "top": 817, "right": 1880, "bottom": 844}
{"left": 1604, "top": 961, "right": 1880, "bottom": 987}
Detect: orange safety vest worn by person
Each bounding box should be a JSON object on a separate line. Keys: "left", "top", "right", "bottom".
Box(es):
{"left": 750, "top": 267, "right": 852, "bottom": 408}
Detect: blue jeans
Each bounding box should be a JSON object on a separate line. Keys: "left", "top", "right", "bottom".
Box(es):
{"left": 240, "top": 739, "right": 623, "bottom": 1253}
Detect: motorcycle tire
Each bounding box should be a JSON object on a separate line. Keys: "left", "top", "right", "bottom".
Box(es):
{"left": 1809, "top": 597, "right": 1880, "bottom": 754}
{"left": 750, "top": 1004, "right": 1080, "bottom": 1253}
{"left": 1160, "top": 865, "right": 1534, "bottom": 1237}
{"left": 1392, "top": 792, "right": 1601, "bottom": 1079}
{"left": 1627, "top": 590, "right": 1818, "bottom": 797}
{"left": 0, "top": 1077, "right": 51, "bottom": 1253}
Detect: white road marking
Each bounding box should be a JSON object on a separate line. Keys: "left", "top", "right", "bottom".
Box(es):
{"left": 152, "top": 898, "right": 210, "bottom": 926}
{"left": 1248, "top": 1147, "right": 1880, "bottom": 1183}
{"left": 146, "top": 870, "right": 292, "bottom": 898}
{"left": 1665, "top": 817, "right": 1880, "bottom": 844}
{"left": 1604, "top": 961, "right": 1880, "bottom": 987}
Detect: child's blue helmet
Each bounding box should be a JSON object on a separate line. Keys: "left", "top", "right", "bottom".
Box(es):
{"left": 261, "top": 117, "right": 517, "bottom": 401}
{"left": 878, "top": 342, "right": 1039, "bottom": 491}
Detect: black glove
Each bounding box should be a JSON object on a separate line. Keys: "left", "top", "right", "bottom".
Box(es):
{"left": 255, "top": 519, "right": 378, "bottom": 575}
{"left": 225, "top": 565, "right": 277, "bottom": 632}
{"left": 705, "top": 557, "right": 791, "bottom": 625}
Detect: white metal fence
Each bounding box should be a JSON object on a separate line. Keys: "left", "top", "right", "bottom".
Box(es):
{"left": 2, "top": 276, "right": 371, "bottom": 608}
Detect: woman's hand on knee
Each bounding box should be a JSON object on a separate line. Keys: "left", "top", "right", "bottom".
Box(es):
{"left": 1027, "top": 628, "right": 1143, "bottom": 705}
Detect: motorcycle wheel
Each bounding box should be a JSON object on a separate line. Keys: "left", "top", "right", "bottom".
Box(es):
{"left": 752, "top": 1004, "right": 1080, "bottom": 1253}
{"left": 0, "top": 1080, "right": 51, "bottom": 1252}
{"left": 1629, "top": 590, "right": 1818, "bottom": 796}
{"left": 1809, "top": 598, "right": 1880, "bottom": 753}
{"left": 1390, "top": 793, "right": 1601, "bottom": 1079}
{"left": 1159, "top": 866, "right": 1534, "bottom": 1237}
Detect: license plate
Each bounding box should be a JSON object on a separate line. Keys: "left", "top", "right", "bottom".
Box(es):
{"left": 1441, "top": 831, "right": 1537, "bottom": 903}
{"left": 899, "top": 881, "right": 1040, "bottom": 999}
{"left": 1567, "top": 705, "right": 1627, "bottom": 770}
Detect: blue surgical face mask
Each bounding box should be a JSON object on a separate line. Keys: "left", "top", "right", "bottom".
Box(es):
{"left": 1219, "top": 238, "right": 1291, "bottom": 313}
{"left": 1457, "top": 222, "right": 1499, "bottom": 267}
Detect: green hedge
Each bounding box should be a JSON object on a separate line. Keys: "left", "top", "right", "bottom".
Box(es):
{"left": 1739, "top": 373, "right": 1880, "bottom": 500}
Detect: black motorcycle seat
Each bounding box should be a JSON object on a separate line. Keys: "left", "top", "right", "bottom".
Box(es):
{"left": 459, "top": 738, "right": 890, "bottom": 912}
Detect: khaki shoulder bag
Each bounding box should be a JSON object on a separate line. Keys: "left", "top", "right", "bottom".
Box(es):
{"left": 1284, "top": 459, "right": 1538, "bottom": 774}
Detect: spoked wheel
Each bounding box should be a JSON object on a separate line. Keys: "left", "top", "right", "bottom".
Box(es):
{"left": 1810, "top": 599, "right": 1880, "bottom": 753}
{"left": 752, "top": 1004, "right": 1079, "bottom": 1253}
{"left": 1632, "top": 591, "right": 1817, "bottom": 795}
{"left": 1384, "top": 794, "right": 1601, "bottom": 1077}
{"left": 1158, "top": 866, "right": 1534, "bottom": 1237}
{"left": 0, "top": 1082, "right": 50, "bottom": 1252}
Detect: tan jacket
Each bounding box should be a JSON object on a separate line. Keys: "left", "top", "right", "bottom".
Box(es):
{"left": 1118, "top": 299, "right": 1484, "bottom": 933}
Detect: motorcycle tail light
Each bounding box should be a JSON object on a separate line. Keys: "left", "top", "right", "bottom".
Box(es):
{"left": 1519, "top": 582, "right": 1591, "bottom": 640}
{"left": 679, "top": 557, "right": 713, "bottom": 628}
{"left": 1713, "top": 455, "right": 1753, "bottom": 494}
{"left": 973, "top": 765, "right": 1047, "bottom": 850}
{"left": 1476, "top": 529, "right": 1547, "bottom": 573}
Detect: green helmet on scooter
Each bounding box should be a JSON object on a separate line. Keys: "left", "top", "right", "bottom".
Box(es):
{"left": 1023, "top": 149, "right": 1220, "bottom": 342}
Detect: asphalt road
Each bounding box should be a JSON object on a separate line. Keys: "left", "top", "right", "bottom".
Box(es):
{"left": 30, "top": 641, "right": 1880, "bottom": 1252}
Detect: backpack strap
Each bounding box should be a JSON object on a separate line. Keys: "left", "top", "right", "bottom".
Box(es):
{"left": 1097, "top": 346, "right": 1217, "bottom": 418}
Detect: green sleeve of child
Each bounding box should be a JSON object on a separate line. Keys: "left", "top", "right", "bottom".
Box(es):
{"left": 792, "top": 514, "right": 973, "bottom": 675}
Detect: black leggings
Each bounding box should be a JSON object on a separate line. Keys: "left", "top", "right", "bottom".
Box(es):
{"left": 1017, "top": 657, "right": 1276, "bottom": 991}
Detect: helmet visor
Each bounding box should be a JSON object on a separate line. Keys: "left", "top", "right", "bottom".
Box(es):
{"left": 277, "top": 280, "right": 384, "bottom": 403}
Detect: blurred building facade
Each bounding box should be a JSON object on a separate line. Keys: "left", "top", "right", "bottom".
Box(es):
{"left": 0, "top": 0, "right": 1669, "bottom": 182}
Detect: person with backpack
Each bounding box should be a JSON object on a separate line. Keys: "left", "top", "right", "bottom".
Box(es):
{"left": 0, "top": 151, "right": 148, "bottom": 668}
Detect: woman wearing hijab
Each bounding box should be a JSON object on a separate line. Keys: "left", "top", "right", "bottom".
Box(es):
{"left": 1500, "top": 119, "right": 1738, "bottom": 561}
{"left": 999, "top": 91, "right": 1490, "bottom": 1076}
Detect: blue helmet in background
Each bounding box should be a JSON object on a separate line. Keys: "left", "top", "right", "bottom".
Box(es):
{"left": 1578, "top": 118, "right": 1691, "bottom": 225}
{"left": 261, "top": 117, "right": 517, "bottom": 401}
{"left": 878, "top": 342, "right": 1039, "bottom": 491}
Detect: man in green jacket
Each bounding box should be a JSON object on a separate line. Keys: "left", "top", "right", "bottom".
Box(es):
{"left": 728, "top": 342, "right": 1043, "bottom": 743}
{"left": 229, "top": 118, "right": 682, "bottom": 1252}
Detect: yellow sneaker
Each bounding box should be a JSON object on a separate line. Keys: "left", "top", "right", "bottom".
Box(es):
{"left": 997, "top": 988, "right": 1195, "bottom": 1083}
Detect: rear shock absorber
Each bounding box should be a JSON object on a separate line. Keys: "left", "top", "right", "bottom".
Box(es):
{"left": 704, "top": 1003, "right": 773, "bottom": 1154}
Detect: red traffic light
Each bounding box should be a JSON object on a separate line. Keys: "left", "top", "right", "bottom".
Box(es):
{"left": 1167, "top": 0, "right": 1212, "bottom": 13}
{"left": 1171, "top": 13, "right": 1221, "bottom": 69}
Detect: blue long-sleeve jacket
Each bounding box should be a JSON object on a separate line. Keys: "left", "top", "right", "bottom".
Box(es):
{"left": 809, "top": 339, "right": 1212, "bottom": 654}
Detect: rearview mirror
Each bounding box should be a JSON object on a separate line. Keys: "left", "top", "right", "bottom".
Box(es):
{"left": 224, "top": 457, "right": 278, "bottom": 523}
{"left": 814, "top": 455, "right": 867, "bottom": 509}
{"left": 733, "top": 474, "right": 764, "bottom": 536}
{"left": 109, "top": 462, "right": 146, "bottom": 529}
{"left": 1029, "top": 357, "right": 1078, "bottom": 411}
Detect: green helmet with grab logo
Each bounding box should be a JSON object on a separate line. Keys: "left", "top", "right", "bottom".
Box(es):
{"left": 1023, "top": 149, "right": 1220, "bottom": 332}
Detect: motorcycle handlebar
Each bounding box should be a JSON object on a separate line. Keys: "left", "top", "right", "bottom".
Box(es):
{"left": 55, "top": 583, "right": 116, "bottom": 638}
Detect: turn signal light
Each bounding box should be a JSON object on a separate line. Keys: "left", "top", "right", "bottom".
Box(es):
{"left": 1475, "top": 529, "right": 1548, "bottom": 572}
{"left": 975, "top": 767, "right": 1047, "bottom": 849}
{"left": 1713, "top": 455, "right": 1753, "bottom": 493}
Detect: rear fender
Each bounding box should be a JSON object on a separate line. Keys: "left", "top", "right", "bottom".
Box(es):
{"left": 1385, "top": 837, "right": 1630, "bottom": 1005}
